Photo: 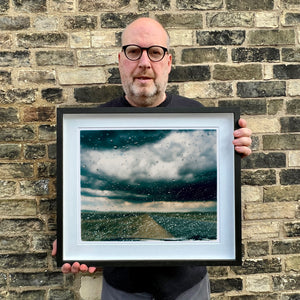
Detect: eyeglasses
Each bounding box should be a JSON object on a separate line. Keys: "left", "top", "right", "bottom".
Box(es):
{"left": 122, "top": 44, "right": 168, "bottom": 62}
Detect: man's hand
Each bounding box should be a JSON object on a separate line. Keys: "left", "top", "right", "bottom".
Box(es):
{"left": 233, "top": 118, "right": 252, "bottom": 158}
{"left": 52, "top": 240, "right": 97, "bottom": 274}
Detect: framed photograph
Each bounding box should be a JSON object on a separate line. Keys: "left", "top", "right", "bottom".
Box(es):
{"left": 56, "top": 107, "right": 241, "bottom": 266}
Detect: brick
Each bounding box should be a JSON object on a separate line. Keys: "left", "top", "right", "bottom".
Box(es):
{"left": 264, "top": 185, "right": 300, "bottom": 202}
{"left": 24, "top": 144, "right": 46, "bottom": 159}
{"left": 280, "top": 117, "right": 300, "bottom": 132}
{"left": 247, "top": 241, "right": 269, "bottom": 257}
{"left": 40, "top": 198, "right": 56, "bottom": 214}
{"left": 232, "top": 258, "right": 281, "bottom": 275}
{"left": 286, "top": 256, "right": 300, "bottom": 272}
{"left": 280, "top": 169, "right": 300, "bottom": 185}
{"left": 284, "top": 13, "right": 300, "bottom": 25}
{"left": 37, "top": 162, "right": 56, "bottom": 177}
{"left": 232, "top": 47, "right": 280, "bottom": 62}
{"left": 0, "top": 89, "right": 37, "bottom": 104}
{"left": 32, "top": 234, "right": 55, "bottom": 251}
{"left": 77, "top": 49, "right": 119, "bottom": 66}
{"left": 244, "top": 202, "right": 296, "bottom": 220}
{"left": 176, "top": 0, "right": 223, "bottom": 10}
{"left": 156, "top": 13, "right": 203, "bottom": 28}
{"left": 282, "top": 48, "right": 300, "bottom": 62}
{"left": 255, "top": 12, "right": 279, "bottom": 28}
{"left": 210, "top": 278, "right": 243, "bottom": 293}
{"left": 70, "top": 32, "right": 91, "bottom": 48}
{"left": 197, "top": 30, "right": 245, "bottom": 45}
{"left": 0, "top": 125, "right": 35, "bottom": 142}
{"left": 17, "top": 33, "right": 68, "bottom": 48}
{"left": 242, "top": 169, "right": 276, "bottom": 186}
{"left": 18, "top": 71, "right": 56, "bottom": 84}
{"left": 284, "top": 222, "right": 300, "bottom": 237}
{"left": 0, "top": 199, "right": 36, "bottom": 216}
{"left": 246, "top": 275, "right": 272, "bottom": 292}
{"left": 41, "top": 88, "right": 63, "bottom": 103}
{"left": 50, "top": 289, "right": 75, "bottom": 300}
{"left": 0, "top": 0, "right": 9, "bottom": 13}
{"left": 263, "top": 134, "right": 300, "bottom": 150}
{"left": 0, "top": 253, "right": 47, "bottom": 269}
{"left": 272, "top": 240, "right": 300, "bottom": 255}
{"left": 237, "top": 81, "right": 286, "bottom": 98}
{"left": 138, "top": 0, "right": 170, "bottom": 10}
{"left": 9, "top": 272, "right": 64, "bottom": 287}
{"left": 38, "top": 125, "right": 56, "bottom": 141}
{"left": 207, "top": 12, "right": 254, "bottom": 27}
{"left": 91, "top": 31, "right": 116, "bottom": 48}
{"left": 8, "top": 290, "right": 46, "bottom": 299}
{"left": 207, "top": 266, "right": 228, "bottom": 277}
{"left": 64, "top": 15, "right": 97, "bottom": 29}
{"left": 79, "top": 0, "right": 130, "bottom": 11}
{"left": 169, "top": 30, "right": 194, "bottom": 46}
{"left": 230, "top": 295, "right": 278, "bottom": 300}
{"left": 36, "top": 51, "right": 75, "bottom": 66}
{"left": 182, "top": 47, "right": 227, "bottom": 63}
{"left": 0, "top": 163, "right": 33, "bottom": 179}
{"left": 51, "top": 0, "right": 75, "bottom": 12}
{"left": 80, "top": 277, "right": 102, "bottom": 300}
{"left": 0, "top": 108, "right": 19, "bottom": 123}
{"left": 0, "top": 35, "right": 12, "bottom": 49}
{"left": 0, "top": 16, "right": 30, "bottom": 30}
{"left": 245, "top": 117, "right": 280, "bottom": 133}
{"left": 34, "top": 16, "right": 58, "bottom": 31}
{"left": 108, "top": 67, "right": 121, "bottom": 84}
{"left": 226, "top": 0, "right": 274, "bottom": 10}
{"left": 287, "top": 80, "right": 300, "bottom": 96}
{"left": 23, "top": 107, "right": 55, "bottom": 122}
{"left": 273, "top": 274, "right": 300, "bottom": 291}
{"left": 274, "top": 65, "right": 300, "bottom": 79}
{"left": 241, "top": 185, "right": 262, "bottom": 202}
{"left": 0, "top": 235, "right": 30, "bottom": 252}
{"left": 289, "top": 151, "right": 300, "bottom": 167}
{"left": 13, "top": 0, "right": 46, "bottom": 12}
{"left": 241, "top": 152, "right": 286, "bottom": 169}
{"left": 219, "top": 99, "right": 266, "bottom": 115}
{"left": 0, "top": 71, "right": 11, "bottom": 85}
{"left": 248, "top": 30, "right": 295, "bottom": 46}
{"left": 20, "top": 179, "right": 49, "bottom": 196}
{"left": 0, "top": 144, "right": 21, "bottom": 160}
{"left": 0, "top": 218, "right": 44, "bottom": 233}
{"left": 169, "top": 66, "right": 210, "bottom": 82}
{"left": 267, "top": 99, "right": 284, "bottom": 115}
{"left": 0, "top": 51, "right": 30, "bottom": 67}
{"left": 213, "top": 64, "right": 262, "bottom": 80}
{"left": 243, "top": 222, "right": 280, "bottom": 240}
{"left": 101, "top": 13, "right": 147, "bottom": 28}
{"left": 74, "top": 85, "right": 124, "bottom": 103}
{"left": 48, "top": 144, "right": 56, "bottom": 159}
{"left": 0, "top": 181, "right": 17, "bottom": 198}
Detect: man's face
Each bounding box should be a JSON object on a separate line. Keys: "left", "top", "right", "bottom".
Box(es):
{"left": 118, "top": 19, "right": 172, "bottom": 107}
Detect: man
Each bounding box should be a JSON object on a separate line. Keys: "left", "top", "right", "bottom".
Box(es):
{"left": 52, "top": 17, "right": 252, "bottom": 299}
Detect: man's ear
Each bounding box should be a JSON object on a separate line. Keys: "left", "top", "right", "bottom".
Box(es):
{"left": 167, "top": 54, "right": 172, "bottom": 73}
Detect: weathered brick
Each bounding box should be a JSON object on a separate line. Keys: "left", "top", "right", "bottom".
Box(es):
{"left": 280, "top": 169, "right": 300, "bottom": 185}
{"left": 34, "top": 16, "right": 58, "bottom": 31}
{"left": 207, "top": 12, "right": 254, "bottom": 27}
{"left": 230, "top": 295, "right": 278, "bottom": 300}
{"left": 0, "top": 144, "right": 21, "bottom": 160}
{"left": 0, "top": 218, "right": 44, "bottom": 233}
{"left": 237, "top": 81, "right": 286, "bottom": 98}
{"left": 9, "top": 271, "right": 64, "bottom": 287}
{"left": 0, "top": 125, "right": 35, "bottom": 142}
{"left": 210, "top": 278, "right": 243, "bottom": 293}
{"left": 17, "top": 33, "right": 68, "bottom": 48}
{"left": 0, "top": 163, "right": 33, "bottom": 179}
{"left": 24, "top": 144, "right": 46, "bottom": 159}
{"left": 280, "top": 117, "right": 300, "bottom": 132}
{"left": 37, "top": 162, "right": 56, "bottom": 178}
{"left": 169, "top": 30, "right": 193, "bottom": 46}
{"left": 138, "top": 0, "right": 170, "bottom": 10}
{"left": 247, "top": 241, "right": 269, "bottom": 257}
{"left": 219, "top": 99, "right": 266, "bottom": 115}
{"left": 0, "top": 51, "right": 30, "bottom": 67}
{"left": 226, "top": 0, "right": 274, "bottom": 10}
{"left": 282, "top": 0, "right": 300, "bottom": 8}
{"left": 0, "top": 235, "right": 30, "bottom": 252}
{"left": 41, "top": 88, "right": 63, "bottom": 103}
{"left": 182, "top": 47, "right": 227, "bottom": 63}
{"left": 213, "top": 64, "right": 262, "bottom": 80}
{"left": 267, "top": 99, "right": 284, "bottom": 115}
{"left": 274, "top": 65, "right": 300, "bottom": 79}
{"left": 74, "top": 85, "right": 124, "bottom": 103}
{"left": 0, "top": 16, "right": 30, "bottom": 30}
{"left": 169, "top": 66, "right": 210, "bottom": 82}
{"left": 284, "top": 222, "right": 300, "bottom": 237}
{"left": 40, "top": 198, "right": 56, "bottom": 214}
{"left": 0, "top": 89, "right": 36, "bottom": 104}
{"left": 0, "top": 71, "right": 11, "bottom": 85}
{"left": 108, "top": 68, "right": 121, "bottom": 84}
{"left": 272, "top": 240, "right": 300, "bottom": 255}
{"left": 197, "top": 30, "right": 245, "bottom": 45}
{"left": 6, "top": 290, "right": 46, "bottom": 300}
{"left": 79, "top": 0, "right": 130, "bottom": 11}
{"left": 245, "top": 275, "right": 272, "bottom": 293}
{"left": 0, "top": 108, "right": 19, "bottom": 123}
{"left": 176, "top": 0, "right": 223, "bottom": 10}
{"left": 0, "top": 0, "right": 9, "bottom": 13}
{"left": 77, "top": 49, "right": 119, "bottom": 66}
{"left": 156, "top": 13, "right": 203, "bottom": 28}
{"left": 20, "top": 179, "right": 49, "bottom": 196}
{"left": 0, "top": 181, "right": 17, "bottom": 198}
{"left": 49, "top": 289, "right": 75, "bottom": 300}
{"left": 287, "top": 80, "right": 300, "bottom": 96}
{"left": 0, "top": 35, "right": 12, "bottom": 49}
{"left": 232, "top": 47, "right": 280, "bottom": 62}
{"left": 241, "top": 152, "right": 286, "bottom": 169}
{"left": 264, "top": 185, "right": 300, "bottom": 202}
{"left": 248, "top": 30, "right": 295, "bottom": 46}
{"left": 48, "top": 143, "right": 56, "bottom": 159}
{"left": 284, "top": 13, "right": 300, "bottom": 25}
{"left": 51, "top": 0, "right": 75, "bottom": 12}
{"left": 263, "top": 134, "right": 300, "bottom": 150}
{"left": 282, "top": 48, "right": 300, "bottom": 62}
{"left": 285, "top": 256, "right": 300, "bottom": 272}
{"left": 64, "top": 15, "right": 97, "bottom": 29}
{"left": 0, "top": 253, "right": 47, "bottom": 269}
{"left": 255, "top": 12, "right": 278, "bottom": 28}
{"left": 13, "top": 0, "right": 46, "bottom": 12}
{"left": 18, "top": 71, "right": 56, "bottom": 85}
{"left": 36, "top": 51, "right": 75, "bottom": 66}
{"left": 0, "top": 199, "right": 36, "bottom": 216}
{"left": 23, "top": 107, "right": 55, "bottom": 122}
{"left": 289, "top": 151, "right": 300, "bottom": 167}
{"left": 101, "top": 13, "right": 147, "bottom": 29}
{"left": 273, "top": 274, "right": 300, "bottom": 291}
{"left": 242, "top": 169, "right": 276, "bottom": 185}
{"left": 38, "top": 125, "right": 56, "bottom": 141}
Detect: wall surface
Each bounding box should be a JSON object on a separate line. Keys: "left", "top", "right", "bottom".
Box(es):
{"left": 0, "top": 0, "right": 299, "bottom": 299}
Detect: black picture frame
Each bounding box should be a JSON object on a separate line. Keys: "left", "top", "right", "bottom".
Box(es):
{"left": 56, "top": 107, "right": 241, "bottom": 267}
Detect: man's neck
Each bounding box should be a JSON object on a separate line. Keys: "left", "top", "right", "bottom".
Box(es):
{"left": 125, "top": 93, "right": 167, "bottom": 107}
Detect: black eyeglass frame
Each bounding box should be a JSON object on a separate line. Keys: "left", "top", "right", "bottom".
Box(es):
{"left": 122, "top": 44, "right": 169, "bottom": 62}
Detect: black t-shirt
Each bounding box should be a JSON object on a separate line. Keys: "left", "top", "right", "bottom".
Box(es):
{"left": 100, "top": 93, "right": 207, "bottom": 300}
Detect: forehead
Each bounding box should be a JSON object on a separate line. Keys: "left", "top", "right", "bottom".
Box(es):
{"left": 122, "top": 21, "right": 168, "bottom": 47}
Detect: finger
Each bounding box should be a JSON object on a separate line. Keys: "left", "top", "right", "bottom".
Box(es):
{"left": 71, "top": 262, "right": 81, "bottom": 273}
{"left": 52, "top": 240, "right": 57, "bottom": 256}
{"left": 234, "top": 128, "right": 252, "bottom": 138}
{"left": 232, "top": 137, "right": 252, "bottom": 147}
{"left": 80, "top": 264, "right": 89, "bottom": 272}
{"left": 234, "top": 145, "right": 252, "bottom": 157}
{"left": 238, "top": 118, "right": 247, "bottom": 128}
{"left": 88, "top": 267, "right": 97, "bottom": 273}
{"left": 61, "top": 263, "right": 72, "bottom": 274}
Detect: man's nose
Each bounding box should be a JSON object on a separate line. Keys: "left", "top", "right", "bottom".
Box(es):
{"left": 138, "top": 49, "right": 151, "bottom": 67}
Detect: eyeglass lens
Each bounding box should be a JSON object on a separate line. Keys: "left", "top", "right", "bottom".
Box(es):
{"left": 125, "top": 45, "right": 166, "bottom": 61}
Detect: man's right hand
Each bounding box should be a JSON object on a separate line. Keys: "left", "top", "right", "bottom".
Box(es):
{"left": 52, "top": 240, "right": 97, "bottom": 274}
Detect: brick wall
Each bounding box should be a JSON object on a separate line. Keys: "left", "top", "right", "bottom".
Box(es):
{"left": 0, "top": 0, "right": 299, "bottom": 299}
